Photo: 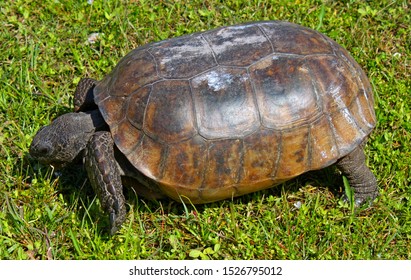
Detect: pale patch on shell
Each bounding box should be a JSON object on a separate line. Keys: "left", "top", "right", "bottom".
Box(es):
{"left": 193, "top": 70, "right": 234, "bottom": 92}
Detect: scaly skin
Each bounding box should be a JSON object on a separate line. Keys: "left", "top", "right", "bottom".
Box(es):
{"left": 74, "top": 78, "right": 98, "bottom": 112}
{"left": 85, "top": 131, "right": 127, "bottom": 235}
{"left": 336, "top": 142, "right": 379, "bottom": 205}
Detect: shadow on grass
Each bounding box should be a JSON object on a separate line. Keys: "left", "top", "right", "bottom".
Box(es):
{"left": 24, "top": 146, "right": 347, "bottom": 238}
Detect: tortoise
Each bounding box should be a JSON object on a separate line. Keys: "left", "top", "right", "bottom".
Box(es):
{"left": 30, "top": 21, "right": 378, "bottom": 234}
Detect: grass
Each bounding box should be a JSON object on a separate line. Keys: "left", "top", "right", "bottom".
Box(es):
{"left": 1, "top": 0, "right": 410, "bottom": 260}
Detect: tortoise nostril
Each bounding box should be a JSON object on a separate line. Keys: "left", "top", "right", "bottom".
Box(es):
{"left": 31, "top": 142, "right": 52, "bottom": 157}
{"left": 38, "top": 146, "right": 50, "bottom": 155}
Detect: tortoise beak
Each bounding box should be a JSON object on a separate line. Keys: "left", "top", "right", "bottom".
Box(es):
{"left": 29, "top": 136, "right": 67, "bottom": 169}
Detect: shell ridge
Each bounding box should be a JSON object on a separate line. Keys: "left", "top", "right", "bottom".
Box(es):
{"left": 124, "top": 93, "right": 135, "bottom": 128}
{"left": 200, "top": 34, "right": 220, "bottom": 66}
{"left": 248, "top": 53, "right": 336, "bottom": 75}
{"left": 270, "top": 129, "right": 282, "bottom": 179}
{"left": 157, "top": 144, "right": 169, "bottom": 181}
{"left": 188, "top": 79, "right": 202, "bottom": 140}
{"left": 236, "top": 138, "right": 245, "bottom": 186}
{"left": 183, "top": 81, "right": 200, "bottom": 141}
{"left": 95, "top": 92, "right": 110, "bottom": 105}
{"left": 198, "top": 140, "right": 211, "bottom": 199}
{"left": 324, "top": 113, "right": 342, "bottom": 158}
{"left": 123, "top": 128, "right": 145, "bottom": 157}
{"left": 246, "top": 67, "right": 263, "bottom": 128}
{"left": 344, "top": 93, "right": 372, "bottom": 135}
{"left": 306, "top": 125, "right": 313, "bottom": 170}
{"left": 304, "top": 56, "right": 325, "bottom": 115}
{"left": 141, "top": 84, "right": 153, "bottom": 139}
{"left": 341, "top": 107, "right": 367, "bottom": 136}
{"left": 147, "top": 48, "right": 162, "bottom": 79}
{"left": 256, "top": 23, "right": 275, "bottom": 53}
{"left": 319, "top": 33, "right": 339, "bottom": 56}
{"left": 198, "top": 139, "right": 208, "bottom": 197}
{"left": 353, "top": 96, "right": 372, "bottom": 129}
{"left": 364, "top": 95, "right": 377, "bottom": 129}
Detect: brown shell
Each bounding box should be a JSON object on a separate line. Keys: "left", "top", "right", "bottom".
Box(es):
{"left": 93, "top": 21, "right": 376, "bottom": 203}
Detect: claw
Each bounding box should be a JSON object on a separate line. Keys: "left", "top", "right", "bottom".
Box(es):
{"left": 342, "top": 194, "right": 376, "bottom": 208}
{"left": 109, "top": 211, "right": 118, "bottom": 236}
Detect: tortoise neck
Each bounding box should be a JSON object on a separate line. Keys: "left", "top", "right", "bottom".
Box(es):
{"left": 89, "top": 109, "right": 107, "bottom": 131}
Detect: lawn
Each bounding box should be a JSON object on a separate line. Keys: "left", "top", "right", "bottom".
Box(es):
{"left": 0, "top": 0, "right": 410, "bottom": 259}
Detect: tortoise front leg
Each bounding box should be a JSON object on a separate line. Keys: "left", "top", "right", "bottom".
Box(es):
{"left": 74, "top": 78, "right": 98, "bottom": 112}
{"left": 85, "top": 131, "right": 127, "bottom": 235}
{"left": 336, "top": 143, "right": 379, "bottom": 206}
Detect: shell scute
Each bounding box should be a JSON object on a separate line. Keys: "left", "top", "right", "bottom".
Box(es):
{"left": 126, "top": 135, "right": 165, "bottom": 180}
{"left": 143, "top": 80, "right": 196, "bottom": 143}
{"left": 108, "top": 49, "right": 159, "bottom": 96}
{"left": 202, "top": 139, "right": 242, "bottom": 197}
{"left": 330, "top": 108, "right": 367, "bottom": 155}
{"left": 240, "top": 129, "right": 280, "bottom": 187}
{"left": 111, "top": 120, "right": 143, "bottom": 156}
{"left": 276, "top": 126, "right": 310, "bottom": 179}
{"left": 249, "top": 56, "right": 322, "bottom": 129}
{"left": 97, "top": 96, "right": 127, "bottom": 127}
{"left": 307, "top": 56, "right": 357, "bottom": 113}
{"left": 191, "top": 67, "right": 259, "bottom": 139}
{"left": 308, "top": 115, "right": 339, "bottom": 169}
{"left": 159, "top": 136, "right": 207, "bottom": 202}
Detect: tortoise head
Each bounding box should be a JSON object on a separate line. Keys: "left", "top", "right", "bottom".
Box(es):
{"left": 29, "top": 111, "right": 104, "bottom": 168}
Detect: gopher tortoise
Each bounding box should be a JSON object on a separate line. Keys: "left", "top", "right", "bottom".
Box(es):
{"left": 30, "top": 21, "right": 378, "bottom": 234}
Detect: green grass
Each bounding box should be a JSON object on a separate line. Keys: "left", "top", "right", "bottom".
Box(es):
{"left": 1, "top": 0, "right": 410, "bottom": 260}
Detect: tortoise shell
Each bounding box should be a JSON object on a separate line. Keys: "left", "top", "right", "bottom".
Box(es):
{"left": 93, "top": 21, "right": 376, "bottom": 203}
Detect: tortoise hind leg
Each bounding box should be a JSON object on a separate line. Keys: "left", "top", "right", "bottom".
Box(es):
{"left": 336, "top": 143, "right": 379, "bottom": 206}
{"left": 85, "top": 131, "right": 127, "bottom": 235}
